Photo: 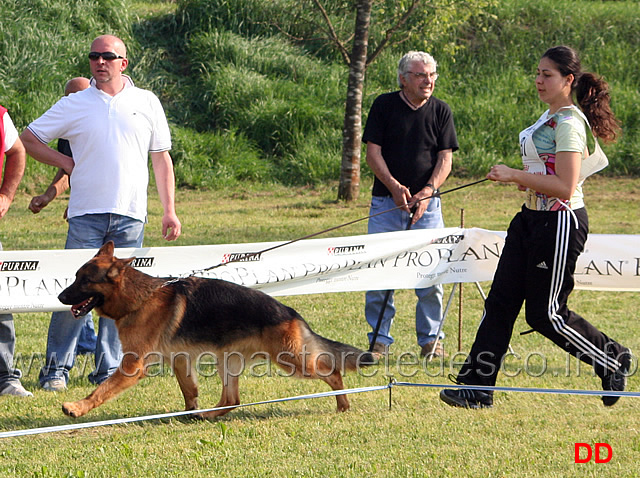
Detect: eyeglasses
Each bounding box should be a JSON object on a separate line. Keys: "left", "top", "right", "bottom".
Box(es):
{"left": 88, "top": 51, "right": 124, "bottom": 61}
{"left": 406, "top": 71, "right": 439, "bottom": 81}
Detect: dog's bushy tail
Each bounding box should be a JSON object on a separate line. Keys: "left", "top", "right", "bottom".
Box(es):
{"left": 311, "top": 332, "right": 376, "bottom": 371}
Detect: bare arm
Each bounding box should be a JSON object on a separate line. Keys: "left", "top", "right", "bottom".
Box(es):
{"left": 0, "top": 138, "right": 26, "bottom": 219}
{"left": 29, "top": 168, "right": 69, "bottom": 214}
{"left": 487, "top": 151, "right": 581, "bottom": 200}
{"left": 20, "top": 129, "right": 75, "bottom": 174}
{"left": 409, "top": 149, "right": 453, "bottom": 224}
{"left": 365, "top": 142, "right": 412, "bottom": 213}
{"left": 150, "top": 151, "right": 181, "bottom": 241}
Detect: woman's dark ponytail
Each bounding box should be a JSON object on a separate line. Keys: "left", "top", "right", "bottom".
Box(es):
{"left": 575, "top": 72, "right": 620, "bottom": 143}
{"left": 542, "top": 46, "right": 621, "bottom": 143}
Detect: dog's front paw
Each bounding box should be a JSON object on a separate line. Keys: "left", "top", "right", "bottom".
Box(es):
{"left": 62, "top": 401, "right": 87, "bottom": 418}
{"left": 188, "top": 412, "right": 206, "bottom": 421}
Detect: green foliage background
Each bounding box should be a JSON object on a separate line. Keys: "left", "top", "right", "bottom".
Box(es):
{"left": 1, "top": 0, "right": 639, "bottom": 191}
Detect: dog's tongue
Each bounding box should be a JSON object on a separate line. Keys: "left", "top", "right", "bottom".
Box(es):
{"left": 71, "top": 298, "right": 95, "bottom": 319}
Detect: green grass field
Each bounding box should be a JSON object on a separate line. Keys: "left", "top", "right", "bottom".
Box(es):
{"left": 0, "top": 178, "right": 638, "bottom": 477}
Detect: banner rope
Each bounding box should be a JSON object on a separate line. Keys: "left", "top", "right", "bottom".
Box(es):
{"left": 187, "top": 178, "right": 489, "bottom": 277}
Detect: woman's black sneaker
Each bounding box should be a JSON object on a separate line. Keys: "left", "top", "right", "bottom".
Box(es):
{"left": 440, "top": 388, "right": 493, "bottom": 409}
{"left": 601, "top": 349, "right": 632, "bottom": 407}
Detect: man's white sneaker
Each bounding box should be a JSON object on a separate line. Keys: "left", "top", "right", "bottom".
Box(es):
{"left": 42, "top": 378, "right": 67, "bottom": 392}
{"left": 0, "top": 381, "right": 33, "bottom": 397}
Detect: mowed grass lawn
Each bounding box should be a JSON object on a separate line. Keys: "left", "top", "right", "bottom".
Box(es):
{"left": 0, "top": 177, "right": 638, "bottom": 477}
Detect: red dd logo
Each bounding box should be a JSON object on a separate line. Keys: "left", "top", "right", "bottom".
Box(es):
{"left": 574, "top": 443, "right": 612, "bottom": 463}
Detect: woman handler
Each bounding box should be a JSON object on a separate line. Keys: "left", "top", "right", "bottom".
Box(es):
{"left": 440, "top": 45, "right": 630, "bottom": 409}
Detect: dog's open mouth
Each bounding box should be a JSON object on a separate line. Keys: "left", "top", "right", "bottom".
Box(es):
{"left": 71, "top": 297, "right": 98, "bottom": 319}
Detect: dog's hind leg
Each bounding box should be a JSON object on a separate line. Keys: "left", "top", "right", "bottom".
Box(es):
{"left": 172, "top": 353, "right": 199, "bottom": 412}
{"left": 279, "top": 346, "right": 351, "bottom": 412}
{"left": 316, "top": 364, "right": 350, "bottom": 412}
{"left": 198, "top": 374, "right": 240, "bottom": 419}
{"left": 197, "top": 352, "right": 242, "bottom": 419}
{"left": 62, "top": 354, "right": 145, "bottom": 418}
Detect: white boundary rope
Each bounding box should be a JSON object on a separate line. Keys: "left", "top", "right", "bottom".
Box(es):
{"left": 0, "top": 384, "right": 389, "bottom": 439}
{"left": 2, "top": 380, "right": 637, "bottom": 439}
{"left": 393, "top": 381, "right": 640, "bottom": 399}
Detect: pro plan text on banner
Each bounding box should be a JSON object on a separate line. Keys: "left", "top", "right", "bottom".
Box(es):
{"left": 0, "top": 228, "right": 638, "bottom": 313}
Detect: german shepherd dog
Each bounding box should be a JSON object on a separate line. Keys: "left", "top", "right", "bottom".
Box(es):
{"left": 57, "top": 241, "right": 374, "bottom": 419}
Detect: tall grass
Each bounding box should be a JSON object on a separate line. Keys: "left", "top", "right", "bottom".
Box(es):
{"left": 0, "top": 0, "right": 133, "bottom": 191}
{"left": 172, "top": 0, "right": 640, "bottom": 183}
{"left": 184, "top": 30, "right": 345, "bottom": 183}
{"left": 169, "top": 126, "right": 270, "bottom": 188}
{"left": 0, "top": 0, "right": 132, "bottom": 123}
{"left": 2, "top": 0, "right": 639, "bottom": 190}
{"left": 442, "top": 0, "right": 640, "bottom": 175}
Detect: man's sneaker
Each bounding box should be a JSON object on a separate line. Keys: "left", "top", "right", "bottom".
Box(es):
{"left": 601, "top": 349, "right": 632, "bottom": 407}
{"left": 420, "top": 340, "right": 448, "bottom": 359}
{"left": 371, "top": 342, "right": 390, "bottom": 359}
{"left": 440, "top": 388, "right": 493, "bottom": 409}
{"left": 0, "top": 381, "right": 33, "bottom": 397}
{"left": 42, "top": 378, "right": 67, "bottom": 392}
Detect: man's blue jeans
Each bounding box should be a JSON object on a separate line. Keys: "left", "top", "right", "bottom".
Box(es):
{"left": 76, "top": 315, "right": 97, "bottom": 355}
{"left": 39, "top": 213, "right": 144, "bottom": 386}
{"left": 0, "top": 241, "right": 22, "bottom": 386}
{"left": 0, "top": 314, "right": 21, "bottom": 385}
{"left": 365, "top": 195, "right": 445, "bottom": 348}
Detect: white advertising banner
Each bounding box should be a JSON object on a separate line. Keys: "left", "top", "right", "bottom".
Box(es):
{"left": 0, "top": 228, "right": 638, "bottom": 313}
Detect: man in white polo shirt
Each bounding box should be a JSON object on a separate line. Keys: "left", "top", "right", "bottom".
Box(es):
{"left": 21, "top": 34, "right": 182, "bottom": 391}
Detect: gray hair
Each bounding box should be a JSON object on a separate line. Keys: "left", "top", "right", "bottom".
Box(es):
{"left": 397, "top": 51, "right": 437, "bottom": 88}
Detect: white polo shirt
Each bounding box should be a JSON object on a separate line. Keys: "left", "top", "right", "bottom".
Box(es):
{"left": 3, "top": 112, "right": 18, "bottom": 151}
{"left": 1, "top": 111, "right": 18, "bottom": 250}
{"left": 27, "top": 79, "right": 172, "bottom": 222}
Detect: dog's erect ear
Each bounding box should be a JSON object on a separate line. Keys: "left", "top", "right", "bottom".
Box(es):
{"left": 106, "top": 257, "right": 136, "bottom": 280}
{"left": 95, "top": 241, "right": 115, "bottom": 258}
{"left": 122, "top": 257, "right": 136, "bottom": 267}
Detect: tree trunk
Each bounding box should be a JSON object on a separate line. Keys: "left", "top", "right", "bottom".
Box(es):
{"left": 337, "top": 0, "right": 372, "bottom": 202}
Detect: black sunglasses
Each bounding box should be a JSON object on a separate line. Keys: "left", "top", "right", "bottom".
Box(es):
{"left": 88, "top": 51, "right": 124, "bottom": 61}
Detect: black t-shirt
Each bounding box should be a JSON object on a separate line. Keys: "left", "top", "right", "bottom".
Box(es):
{"left": 57, "top": 138, "right": 72, "bottom": 157}
{"left": 363, "top": 91, "right": 459, "bottom": 196}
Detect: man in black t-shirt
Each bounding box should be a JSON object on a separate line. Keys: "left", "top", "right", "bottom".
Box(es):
{"left": 362, "top": 51, "right": 459, "bottom": 359}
